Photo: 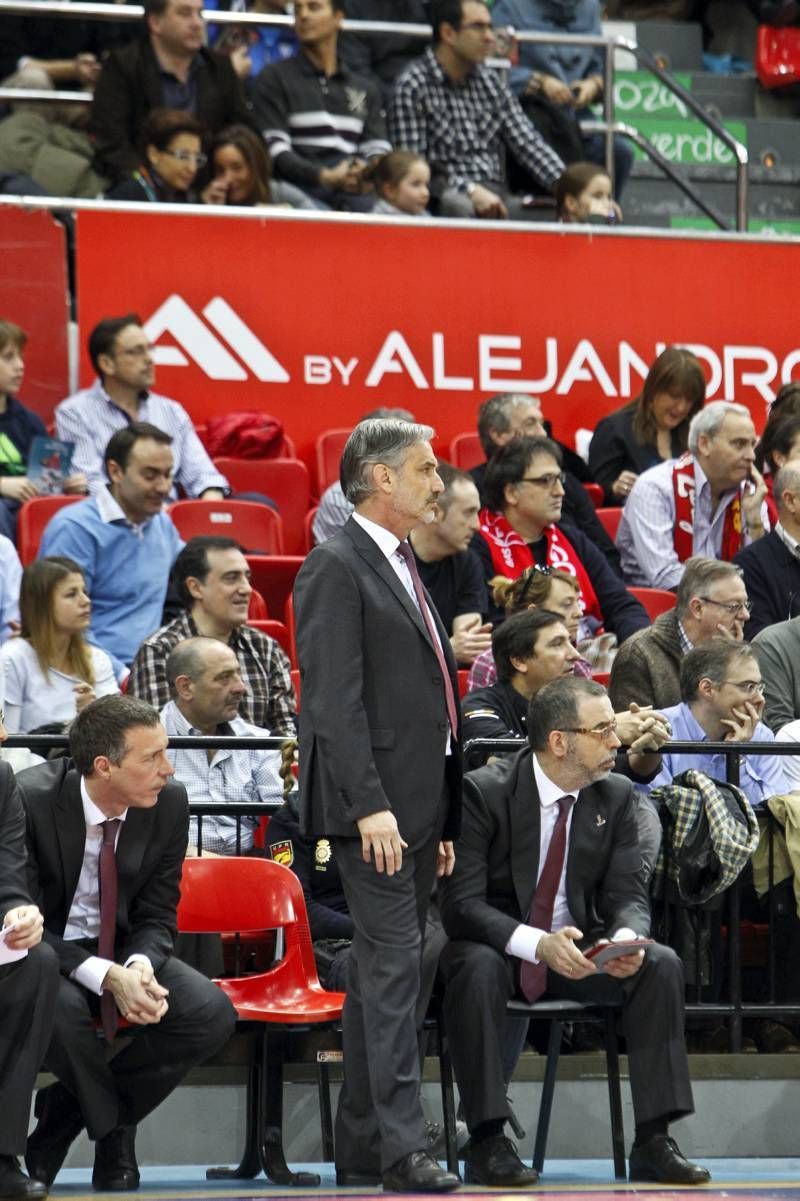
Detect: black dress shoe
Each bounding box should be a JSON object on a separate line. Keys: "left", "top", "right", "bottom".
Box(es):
{"left": 464, "top": 1134, "right": 539, "bottom": 1188}
{"left": 0, "top": 1157, "right": 48, "bottom": 1200}
{"left": 629, "top": 1135, "right": 711, "bottom": 1184}
{"left": 25, "top": 1084, "right": 85, "bottom": 1187}
{"left": 382, "top": 1150, "right": 460, "bottom": 1193}
{"left": 92, "top": 1126, "right": 140, "bottom": 1192}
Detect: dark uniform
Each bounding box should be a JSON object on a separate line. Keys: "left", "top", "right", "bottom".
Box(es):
{"left": 461, "top": 680, "right": 528, "bottom": 749}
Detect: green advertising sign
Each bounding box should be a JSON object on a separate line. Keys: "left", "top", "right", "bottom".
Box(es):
{"left": 671, "top": 216, "right": 800, "bottom": 235}
{"left": 613, "top": 71, "right": 692, "bottom": 119}
{"left": 629, "top": 118, "right": 747, "bottom": 165}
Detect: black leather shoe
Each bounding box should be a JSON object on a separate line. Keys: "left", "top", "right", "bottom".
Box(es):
{"left": 0, "top": 1157, "right": 48, "bottom": 1200}
{"left": 25, "top": 1084, "right": 84, "bottom": 1187}
{"left": 464, "top": 1134, "right": 539, "bottom": 1188}
{"left": 92, "top": 1126, "right": 140, "bottom": 1191}
{"left": 629, "top": 1135, "right": 711, "bottom": 1184}
{"left": 382, "top": 1150, "right": 460, "bottom": 1193}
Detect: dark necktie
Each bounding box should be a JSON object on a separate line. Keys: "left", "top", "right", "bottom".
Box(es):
{"left": 520, "top": 796, "right": 574, "bottom": 1003}
{"left": 396, "top": 540, "right": 459, "bottom": 738}
{"left": 99, "top": 819, "right": 120, "bottom": 1042}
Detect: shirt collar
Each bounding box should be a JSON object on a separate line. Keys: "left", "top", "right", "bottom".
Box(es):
{"left": 426, "top": 45, "right": 477, "bottom": 86}
{"left": 89, "top": 378, "right": 150, "bottom": 410}
{"left": 80, "top": 775, "right": 128, "bottom": 824}
{"left": 297, "top": 47, "right": 347, "bottom": 79}
{"left": 676, "top": 702, "right": 709, "bottom": 744}
{"left": 161, "top": 698, "right": 246, "bottom": 739}
{"left": 96, "top": 484, "right": 152, "bottom": 531}
{"left": 776, "top": 521, "right": 800, "bottom": 557}
{"left": 532, "top": 753, "right": 578, "bottom": 809}
{"left": 677, "top": 619, "right": 694, "bottom": 654}
{"left": 352, "top": 511, "right": 402, "bottom": 561}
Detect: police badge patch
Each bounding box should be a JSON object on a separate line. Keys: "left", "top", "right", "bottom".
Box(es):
{"left": 315, "top": 838, "right": 332, "bottom": 868}
{"left": 269, "top": 839, "right": 294, "bottom": 866}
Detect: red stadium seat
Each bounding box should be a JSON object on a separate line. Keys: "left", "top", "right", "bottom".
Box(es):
{"left": 314, "top": 427, "right": 351, "bottom": 495}
{"left": 449, "top": 432, "right": 483, "bottom": 471}
{"left": 246, "top": 555, "right": 304, "bottom": 619}
{"left": 247, "top": 588, "right": 268, "bottom": 620}
{"left": 169, "top": 500, "right": 284, "bottom": 555}
{"left": 582, "top": 482, "right": 604, "bottom": 509}
{"left": 247, "top": 619, "right": 295, "bottom": 667}
{"left": 592, "top": 671, "right": 610, "bottom": 687}
{"left": 212, "top": 458, "right": 311, "bottom": 556}
{"left": 595, "top": 507, "right": 623, "bottom": 541}
{"left": 18, "top": 495, "right": 82, "bottom": 565}
{"left": 457, "top": 670, "right": 470, "bottom": 698}
{"left": 304, "top": 506, "right": 318, "bottom": 552}
{"left": 628, "top": 587, "right": 676, "bottom": 620}
{"left": 756, "top": 24, "right": 800, "bottom": 88}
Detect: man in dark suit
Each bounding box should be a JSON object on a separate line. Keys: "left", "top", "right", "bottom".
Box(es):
{"left": 19, "top": 695, "right": 236, "bottom": 1191}
{"left": 735, "top": 461, "right": 800, "bottom": 638}
{"left": 0, "top": 760, "right": 59, "bottom": 1201}
{"left": 294, "top": 418, "right": 461, "bottom": 1192}
{"left": 441, "top": 676, "right": 709, "bottom": 1187}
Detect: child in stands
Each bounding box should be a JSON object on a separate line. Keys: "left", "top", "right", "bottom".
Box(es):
{"left": 556, "top": 160, "right": 621, "bottom": 224}
{"left": 364, "top": 150, "right": 431, "bottom": 216}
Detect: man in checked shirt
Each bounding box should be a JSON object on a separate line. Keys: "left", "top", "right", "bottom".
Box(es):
{"left": 390, "top": 0, "right": 565, "bottom": 220}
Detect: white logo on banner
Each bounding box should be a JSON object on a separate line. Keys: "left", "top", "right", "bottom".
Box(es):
{"left": 143, "top": 295, "right": 290, "bottom": 382}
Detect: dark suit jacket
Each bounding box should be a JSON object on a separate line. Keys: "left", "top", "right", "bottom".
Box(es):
{"left": 294, "top": 516, "right": 462, "bottom": 843}
{"left": 0, "top": 761, "right": 33, "bottom": 919}
{"left": 440, "top": 747, "right": 649, "bottom": 954}
{"left": 16, "top": 759, "right": 189, "bottom": 978}
{"left": 734, "top": 529, "right": 800, "bottom": 639}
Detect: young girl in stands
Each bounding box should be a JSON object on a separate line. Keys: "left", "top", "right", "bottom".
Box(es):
{"left": 107, "top": 109, "right": 206, "bottom": 203}
{"left": 556, "top": 161, "right": 620, "bottom": 224}
{"left": 203, "top": 124, "right": 316, "bottom": 209}
{"left": 0, "top": 556, "right": 118, "bottom": 733}
{"left": 363, "top": 151, "right": 431, "bottom": 216}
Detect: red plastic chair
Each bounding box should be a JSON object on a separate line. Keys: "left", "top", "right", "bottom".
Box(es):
{"left": 304, "top": 506, "right": 318, "bottom": 552}
{"left": 245, "top": 555, "right": 304, "bottom": 621}
{"left": 582, "top": 482, "right": 604, "bottom": 509}
{"left": 247, "top": 618, "right": 295, "bottom": 666}
{"left": 247, "top": 588, "right": 268, "bottom": 620}
{"left": 449, "top": 432, "right": 483, "bottom": 472}
{"left": 457, "top": 669, "right": 470, "bottom": 698}
{"left": 176, "top": 857, "right": 345, "bottom": 1185}
{"left": 628, "top": 587, "right": 676, "bottom": 620}
{"left": 595, "top": 507, "right": 623, "bottom": 542}
{"left": 314, "top": 427, "right": 351, "bottom": 494}
{"left": 592, "top": 671, "right": 611, "bottom": 688}
{"left": 213, "top": 458, "right": 311, "bottom": 556}
{"left": 756, "top": 24, "right": 800, "bottom": 88}
{"left": 17, "top": 495, "right": 82, "bottom": 565}
{"left": 169, "top": 500, "right": 284, "bottom": 555}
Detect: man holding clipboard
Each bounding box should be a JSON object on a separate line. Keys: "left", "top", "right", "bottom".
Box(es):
{"left": 440, "top": 676, "right": 709, "bottom": 1188}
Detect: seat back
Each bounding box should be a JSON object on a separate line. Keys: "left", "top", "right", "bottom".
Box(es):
{"left": 213, "top": 458, "right": 310, "bottom": 556}
{"left": 628, "top": 586, "right": 676, "bottom": 620}
{"left": 304, "top": 506, "right": 318, "bottom": 552}
{"left": 595, "top": 506, "right": 623, "bottom": 541}
{"left": 247, "top": 618, "right": 295, "bottom": 665}
{"left": 449, "top": 432, "right": 483, "bottom": 471}
{"left": 18, "top": 495, "right": 82, "bottom": 565}
{"left": 169, "top": 499, "right": 284, "bottom": 555}
{"left": 315, "top": 427, "right": 351, "bottom": 494}
{"left": 756, "top": 24, "right": 800, "bottom": 88}
{"left": 582, "top": 482, "right": 604, "bottom": 509}
{"left": 246, "top": 554, "right": 304, "bottom": 619}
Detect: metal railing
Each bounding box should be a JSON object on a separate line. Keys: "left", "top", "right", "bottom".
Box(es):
{"left": 0, "top": 2, "right": 749, "bottom": 230}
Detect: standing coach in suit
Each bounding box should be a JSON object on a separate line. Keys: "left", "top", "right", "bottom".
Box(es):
{"left": 440, "top": 675, "right": 710, "bottom": 1187}
{"left": 294, "top": 419, "right": 461, "bottom": 1193}
{"left": 18, "top": 695, "right": 236, "bottom": 1192}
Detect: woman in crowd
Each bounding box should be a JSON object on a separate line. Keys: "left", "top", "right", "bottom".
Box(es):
{"left": 588, "top": 346, "right": 706, "bottom": 503}
{"left": 202, "top": 124, "right": 317, "bottom": 209}
{"left": 362, "top": 150, "right": 431, "bottom": 216}
{"left": 107, "top": 109, "right": 206, "bottom": 203}
{"left": 556, "top": 161, "right": 619, "bottom": 224}
{"left": 1, "top": 556, "right": 118, "bottom": 733}
{"left": 755, "top": 408, "right": 800, "bottom": 526}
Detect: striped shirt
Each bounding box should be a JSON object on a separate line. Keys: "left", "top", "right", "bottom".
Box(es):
{"left": 252, "top": 50, "right": 391, "bottom": 188}
{"left": 389, "top": 47, "right": 564, "bottom": 197}
{"left": 55, "top": 380, "right": 229, "bottom": 501}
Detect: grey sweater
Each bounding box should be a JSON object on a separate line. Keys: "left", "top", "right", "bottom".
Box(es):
{"left": 753, "top": 617, "right": 800, "bottom": 732}
{"left": 609, "top": 608, "right": 683, "bottom": 712}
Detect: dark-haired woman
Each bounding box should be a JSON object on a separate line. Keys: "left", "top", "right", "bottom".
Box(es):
{"left": 107, "top": 108, "right": 206, "bottom": 202}
{"left": 202, "top": 124, "right": 317, "bottom": 208}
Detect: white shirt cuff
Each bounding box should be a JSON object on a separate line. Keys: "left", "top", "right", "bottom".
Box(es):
{"left": 70, "top": 953, "right": 153, "bottom": 996}
{"left": 506, "top": 923, "right": 546, "bottom": 964}
{"left": 611, "top": 927, "right": 639, "bottom": 942}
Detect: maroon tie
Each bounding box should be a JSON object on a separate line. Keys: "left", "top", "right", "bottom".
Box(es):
{"left": 520, "top": 796, "right": 574, "bottom": 1003}
{"left": 396, "top": 541, "right": 459, "bottom": 738}
{"left": 99, "top": 819, "right": 120, "bottom": 1042}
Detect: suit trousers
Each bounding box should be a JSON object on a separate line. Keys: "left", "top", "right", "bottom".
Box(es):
{"left": 441, "top": 939, "right": 694, "bottom": 1134}
{"left": 42, "top": 955, "right": 236, "bottom": 1139}
{"left": 332, "top": 798, "right": 447, "bottom": 1174}
{"left": 0, "top": 943, "right": 59, "bottom": 1155}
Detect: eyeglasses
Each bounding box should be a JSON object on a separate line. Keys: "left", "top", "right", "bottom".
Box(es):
{"left": 519, "top": 472, "right": 566, "bottom": 490}
{"left": 698, "top": 596, "right": 752, "bottom": 615}
{"left": 561, "top": 720, "right": 618, "bottom": 742}
{"left": 719, "top": 679, "right": 765, "bottom": 696}
{"left": 165, "top": 149, "right": 207, "bottom": 167}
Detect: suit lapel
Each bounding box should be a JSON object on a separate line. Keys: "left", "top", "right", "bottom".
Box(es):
{"left": 115, "top": 807, "right": 154, "bottom": 906}
{"left": 53, "top": 772, "right": 89, "bottom": 918}
{"left": 345, "top": 518, "right": 433, "bottom": 646}
{"left": 565, "top": 783, "right": 607, "bottom": 918}
{"left": 508, "top": 753, "right": 541, "bottom": 919}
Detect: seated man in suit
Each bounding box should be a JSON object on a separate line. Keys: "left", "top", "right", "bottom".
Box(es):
{"left": 440, "top": 676, "right": 710, "bottom": 1187}
{"left": 19, "top": 695, "right": 236, "bottom": 1191}
{"left": 734, "top": 460, "right": 800, "bottom": 638}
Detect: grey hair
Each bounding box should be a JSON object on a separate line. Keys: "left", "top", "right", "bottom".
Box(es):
{"left": 477, "top": 393, "right": 540, "bottom": 457}
{"left": 773, "top": 461, "right": 800, "bottom": 512}
{"left": 688, "top": 401, "right": 750, "bottom": 454}
{"left": 527, "top": 676, "right": 606, "bottom": 752}
{"left": 166, "top": 636, "right": 223, "bottom": 696}
{"left": 340, "top": 418, "right": 435, "bottom": 506}
{"left": 676, "top": 556, "right": 743, "bottom": 619}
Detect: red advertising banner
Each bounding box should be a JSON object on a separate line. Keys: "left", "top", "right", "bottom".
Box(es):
{"left": 75, "top": 210, "right": 800, "bottom": 466}
{"left": 1, "top": 208, "right": 70, "bottom": 422}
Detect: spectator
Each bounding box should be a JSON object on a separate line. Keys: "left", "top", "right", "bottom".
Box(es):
{"left": 618, "top": 401, "right": 767, "bottom": 590}
{"left": 734, "top": 461, "right": 800, "bottom": 637}
{"left": 339, "top": 0, "right": 429, "bottom": 103}
{"left": 37, "top": 423, "right": 183, "bottom": 668}
{"left": 161, "top": 637, "right": 283, "bottom": 856}
{"left": 609, "top": 557, "right": 749, "bottom": 712}
{"left": 205, "top": 0, "right": 297, "bottom": 81}
{"left": 408, "top": 463, "right": 491, "bottom": 665}
{"left": 590, "top": 347, "right": 706, "bottom": 505}
{"left": 251, "top": 0, "right": 391, "bottom": 211}
{"left": 0, "top": 4, "right": 130, "bottom": 87}
{"left": 752, "top": 616, "right": 800, "bottom": 731}
{"left": 0, "top": 534, "right": 22, "bottom": 641}
{"left": 56, "top": 314, "right": 230, "bottom": 501}
{"left": 363, "top": 150, "right": 432, "bottom": 216}
{"left": 389, "top": 0, "right": 565, "bottom": 219}
{"left": 556, "top": 161, "right": 618, "bottom": 224}
{"left": 642, "top": 639, "right": 788, "bottom": 807}
{"left": 89, "top": 0, "right": 252, "bottom": 184}
{"left": 106, "top": 108, "right": 206, "bottom": 202}
{"left": 467, "top": 563, "right": 587, "bottom": 689}
{"left": 0, "top": 319, "right": 87, "bottom": 542}
{"left": 1, "top": 557, "right": 118, "bottom": 734}
{"left": 472, "top": 436, "right": 649, "bottom": 642}
{"left": 755, "top": 410, "right": 800, "bottom": 527}
{"left": 202, "top": 123, "right": 319, "bottom": 208}
{"left": 128, "top": 536, "right": 295, "bottom": 735}
{"left": 491, "top": 0, "right": 634, "bottom": 198}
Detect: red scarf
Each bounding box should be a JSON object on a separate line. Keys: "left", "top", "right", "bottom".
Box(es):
{"left": 477, "top": 509, "right": 603, "bottom": 624}
{"left": 671, "top": 453, "right": 745, "bottom": 563}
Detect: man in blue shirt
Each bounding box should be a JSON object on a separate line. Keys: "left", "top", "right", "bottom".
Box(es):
{"left": 38, "top": 422, "right": 183, "bottom": 669}
{"left": 643, "top": 638, "right": 789, "bottom": 807}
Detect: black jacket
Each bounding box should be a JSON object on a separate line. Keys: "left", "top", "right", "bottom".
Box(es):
{"left": 461, "top": 679, "right": 528, "bottom": 747}
{"left": 588, "top": 403, "right": 684, "bottom": 505}
{"left": 734, "top": 529, "right": 800, "bottom": 639}
{"left": 266, "top": 795, "right": 353, "bottom": 942}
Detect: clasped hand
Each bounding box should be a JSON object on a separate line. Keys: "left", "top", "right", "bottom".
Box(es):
{"left": 104, "top": 961, "right": 169, "bottom": 1025}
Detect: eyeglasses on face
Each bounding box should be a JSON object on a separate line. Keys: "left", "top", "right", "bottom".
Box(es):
{"left": 698, "top": 596, "right": 752, "bottom": 615}
{"left": 164, "top": 149, "right": 207, "bottom": 167}
{"left": 561, "top": 720, "right": 618, "bottom": 742}
{"left": 518, "top": 471, "right": 566, "bottom": 490}
{"left": 718, "top": 679, "right": 765, "bottom": 696}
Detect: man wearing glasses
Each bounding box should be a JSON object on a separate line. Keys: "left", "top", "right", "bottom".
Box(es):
{"left": 734, "top": 460, "right": 800, "bottom": 637}
{"left": 440, "top": 675, "right": 709, "bottom": 1187}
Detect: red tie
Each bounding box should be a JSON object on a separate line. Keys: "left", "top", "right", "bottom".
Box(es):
{"left": 99, "top": 819, "right": 120, "bottom": 1043}
{"left": 520, "top": 796, "right": 574, "bottom": 1003}
{"left": 396, "top": 541, "right": 459, "bottom": 738}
